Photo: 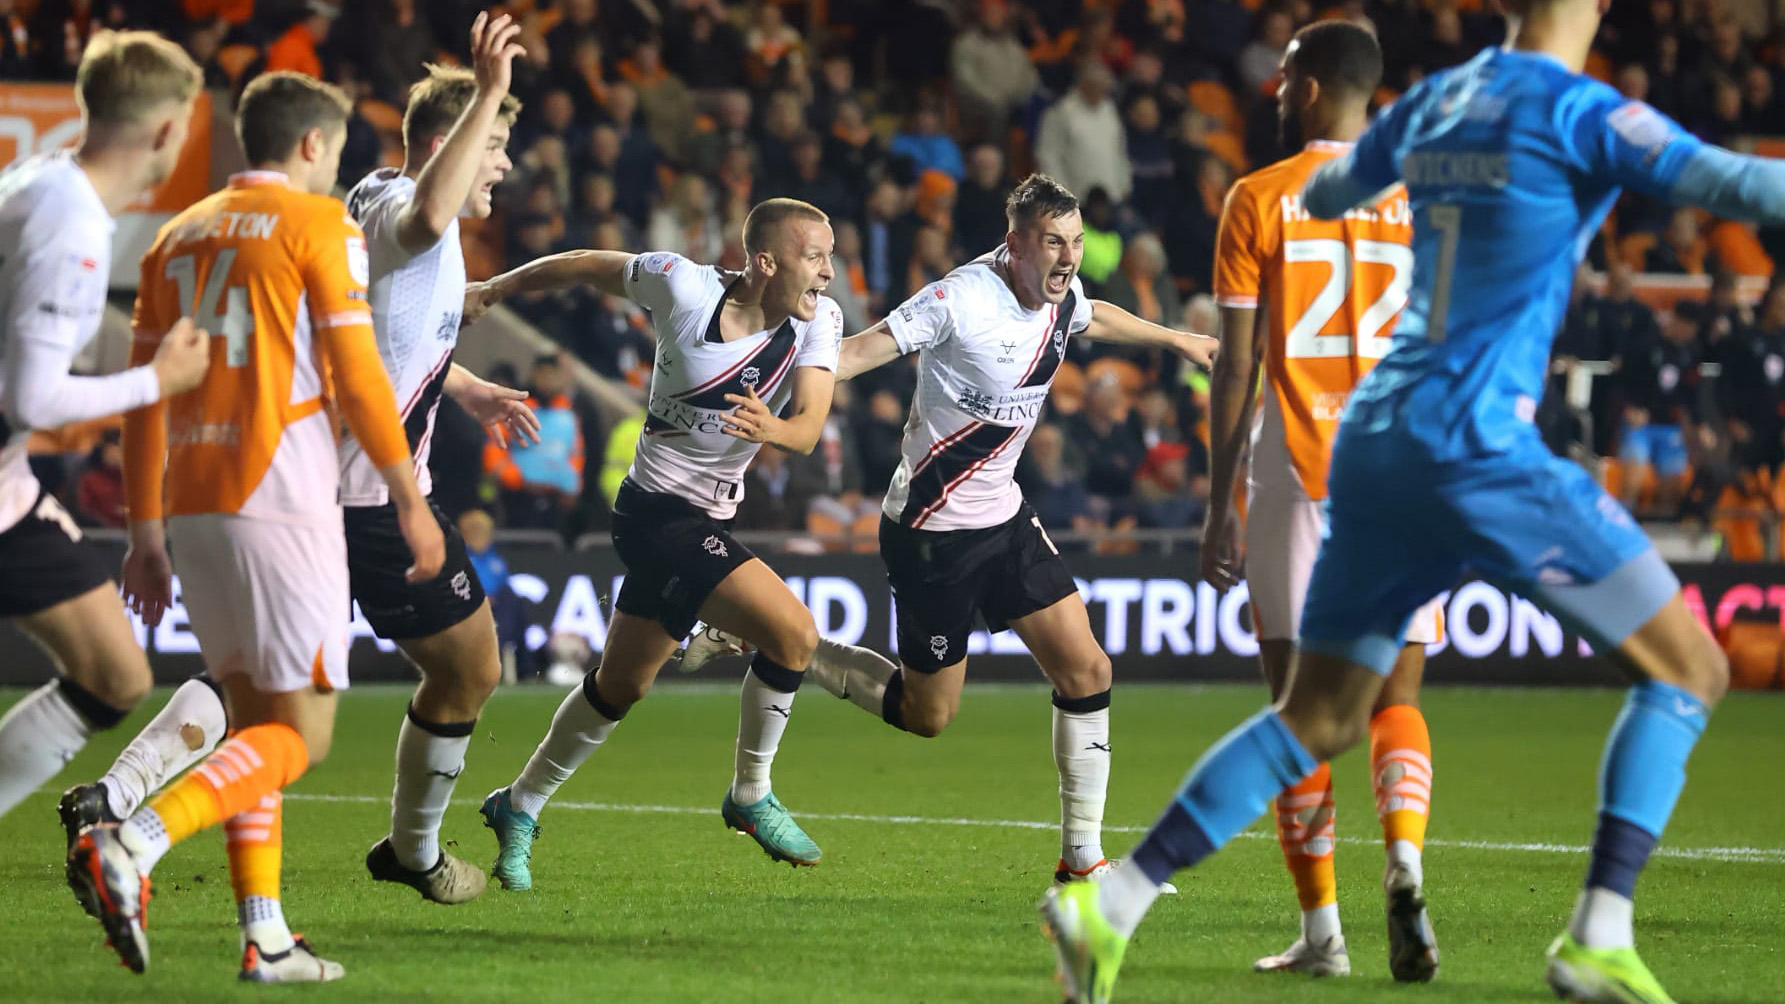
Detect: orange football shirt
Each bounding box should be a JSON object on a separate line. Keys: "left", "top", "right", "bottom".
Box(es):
{"left": 1213, "top": 140, "right": 1414, "bottom": 500}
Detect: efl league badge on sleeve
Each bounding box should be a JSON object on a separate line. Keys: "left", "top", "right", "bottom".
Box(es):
{"left": 347, "top": 236, "right": 369, "bottom": 286}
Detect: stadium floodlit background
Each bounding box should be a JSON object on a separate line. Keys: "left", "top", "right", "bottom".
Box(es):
{"left": 0, "top": 1, "right": 1781, "bottom": 1002}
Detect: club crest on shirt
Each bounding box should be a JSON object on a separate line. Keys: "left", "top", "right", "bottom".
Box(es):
{"left": 957, "top": 389, "right": 994, "bottom": 416}
{"left": 437, "top": 311, "right": 460, "bottom": 342}
{"left": 741, "top": 366, "right": 761, "bottom": 387}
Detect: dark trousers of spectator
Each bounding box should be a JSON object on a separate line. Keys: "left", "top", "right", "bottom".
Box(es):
{"left": 502, "top": 489, "right": 569, "bottom": 536}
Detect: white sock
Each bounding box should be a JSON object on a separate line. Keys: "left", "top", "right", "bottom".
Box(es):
{"left": 99, "top": 677, "right": 227, "bottom": 819}
{"left": 807, "top": 639, "right": 896, "bottom": 716}
{"left": 510, "top": 683, "right": 619, "bottom": 819}
{"left": 1097, "top": 853, "right": 1164, "bottom": 938}
{"left": 1302, "top": 902, "right": 1343, "bottom": 944}
{"left": 390, "top": 707, "right": 474, "bottom": 872}
{"left": 731, "top": 668, "right": 798, "bottom": 806}
{"left": 239, "top": 895, "right": 295, "bottom": 955}
{"left": 1054, "top": 700, "right": 1111, "bottom": 871}
{"left": 1385, "top": 838, "right": 1424, "bottom": 887}
{"left": 117, "top": 806, "right": 172, "bottom": 875}
{"left": 0, "top": 681, "right": 94, "bottom": 817}
{"left": 1569, "top": 886, "right": 1636, "bottom": 950}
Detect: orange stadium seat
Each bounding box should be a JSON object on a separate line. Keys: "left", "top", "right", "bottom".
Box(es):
{"left": 216, "top": 44, "right": 261, "bottom": 88}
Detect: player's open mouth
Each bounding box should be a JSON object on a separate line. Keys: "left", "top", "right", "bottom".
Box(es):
{"left": 1046, "top": 270, "right": 1071, "bottom": 294}
{"left": 802, "top": 285, "right": 825, "bottom": 307}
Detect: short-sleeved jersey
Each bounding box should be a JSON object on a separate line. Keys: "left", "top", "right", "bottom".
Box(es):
{"left": 134, "top": 172, "right": 376, "bottom": 523}
{"left": 625, "top": 251, "right": 842, "bottom": 520}
{"left": 882, "top": 246, "right": 1093, "bottom": 531}
{"left": 1323, "top": 47, "right": 1704, "bottom": 459}
{"left": 336, "top": 168, "right": 463, "bottom": 506}
{"left": 0, "top": 153, "right": 152, "bottom": 532}
{"left": 1216, "top": 142, "right": 1412, "bottom": 501}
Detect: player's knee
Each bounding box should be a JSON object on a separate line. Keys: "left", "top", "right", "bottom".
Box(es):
{"left": 759, "top": 614, "right": 819, "bottom": 671}
{"left": 297, "top": 725, "right": 334, "bottom": 767}
{"left": 1073, "top": 651, "right": 1113, "bottom": 693}
{"left": 902, "top": 700, "right": 955, "bottom": 738}
{"left": 597, "top": 672, "right": 653, "bottom": 712}
{"left": 1281, "top": 703, "right": 1368, "bottom": 762}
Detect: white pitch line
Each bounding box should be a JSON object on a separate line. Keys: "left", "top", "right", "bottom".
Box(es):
{"left": 282, "top": 793, "right": 1785, "bottom": 865}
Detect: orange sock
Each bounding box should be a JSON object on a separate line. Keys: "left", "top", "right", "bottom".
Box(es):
{"left": 1274, "top": 762, "right": 1338, "bottom": 911}
{"left": 225, "top": 792, "right": 283, "bottom": 902}
{"left": 1370, "top": 705, "right": 1433, "bottom": 853}
{"left": 148, "top": 723, "right": 308, "bottom": 846}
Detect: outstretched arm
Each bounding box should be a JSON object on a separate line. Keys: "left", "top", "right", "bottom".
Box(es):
{"left": 1083, "top": 299, "right": 1219, "bottom": 368}
{"left": 837, "top": 322, "right": 906, "bottom": 380}
{"left": 475, "top": 249, "right": 634, "bottom": 309}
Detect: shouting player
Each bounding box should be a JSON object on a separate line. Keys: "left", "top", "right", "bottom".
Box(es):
{"left": 473, "top": 199, "right": 842, "bottom": 883}
{"left": 0, "top": 32, "right": 209, "bottom": 820}
{"left": 687, "top": 175, "right": 1217, "bottom": 885}
{"left": 1038, "top": 0, "right": 1785, "bottom": 998}
{"left": 1202, "top": 22, "right": 1440, "bottom": 981}
{"left": 62, "top": 13, "right": 536, "bottom": 908}
{"left": 68, "top": 72, "right": 444, "bottom": 982}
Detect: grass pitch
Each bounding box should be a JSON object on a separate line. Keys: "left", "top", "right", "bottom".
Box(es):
{"left": 1, "top": 683, "right": 1780, "bottom": 1003}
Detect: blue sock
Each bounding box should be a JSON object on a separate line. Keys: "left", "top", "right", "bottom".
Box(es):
{"left": 1587, "top": 682, "right": 1709, "bottom": 898}
{"left": 1130, "top": 709, "right": 1318, "bottom": 885}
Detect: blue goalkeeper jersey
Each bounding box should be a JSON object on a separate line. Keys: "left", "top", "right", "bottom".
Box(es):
{"left": 1312, "top": 46, "right": 1704, "bottom": 459}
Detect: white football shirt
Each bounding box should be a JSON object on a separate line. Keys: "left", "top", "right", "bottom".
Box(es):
{"left": 0, "top": 152, "right": 159, "bottom": 533}
{"left": 625, "top": 251, "right": 842, "bottom": 520}
{"left": 882, "top": 245, "right": 1092, "bottom": 531}
{"left": 336, "top": 168, "right": 464, "bottom": 506}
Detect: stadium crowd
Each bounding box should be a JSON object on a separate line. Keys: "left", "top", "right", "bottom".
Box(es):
{"left": 17, "top": 0, "right": 1785, "bottom": 551}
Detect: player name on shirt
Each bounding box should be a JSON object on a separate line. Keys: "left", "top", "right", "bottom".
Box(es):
{"left": 624, "top": 250, "right": 842, "bottom": 518}
{"left": 882, "top": 246, "right": 1093, "bottom": 532}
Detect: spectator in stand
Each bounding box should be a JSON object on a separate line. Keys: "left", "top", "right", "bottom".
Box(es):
{"left": 1120, "top": 47, "right": 1185, "bottom": 124}
{"left": 776, "top": 131, "right": 854, "bottom": 222}
{"left": 620, "top": 36, "right": 696, "bottom": 165}
{"left": 1721, "top": 280, "right": 1785, "bottom": 475}
{"left": 1125, "top": 93, "right": 1175, "bottom": 225}
{"left": 599, "top": 408, "right": 645, "bottom": 511}
{"left": 788, "top": 381, "right": 876, "bottom": 527}
{"left": 27, "top": 0, "right": 104, "bottom": 80}
{"left": 1035, "top": 61, "right": 1132, "bottom": 205}
{"left": 571, "top": 172, "right": 637, "bottom": 248}
{"left": 824, "top": 96, "right": 882, "bottom": 200}
{"left": 460, "top": 507, "right": 536, "bottom": 680}
{"left": 263, "top": 0, "right": 336, "bottom": 80}
{"left": 856, "top": 388, "right": 908, "bottom": 496}
{"left": 646, "top": 172, "right": 724, "bottom": 263}
{"left": 1700, "top": 16, "right": 1754, "bottom": 84}
{"left": 907, "top": 225, "right": 954, "bottom": 297}
{"left": 584, "top": 124, "right": 651, "bottom": 226}
{"left": 734, "top": 446, "right": 812, "bottom": 532}
{"left": 341, "top": 0, "right": 439, "bottom": 104}
{"left": 1238, "top": 6, "right": 1294, "bottom": 95}
{"left": 1067, "top": 373, "right": 1148, "bottom": 512}
{"left": 1020, "top": 422, "right": 1098, "bottom": 535}
{"left": 1164, "top": 153, "right": 1230, "bottom": 295}
{"left": 890, "top": 105, "right": 966, "bottom": 183}
{"left": 951, "top": 0, "right": 1041, "bottom": 144}
{"left": 665, "top": 0, "right": 747, "bottom": 90}
{"left": 955, "top": 144, "right": 1010, "bottom": 258}
{"left": 602, "top": 84, "right": 662, "bottom": 208}
{"left": 688, "top": 88, "right": 755, "bottom": 176}
{"left": 1134, "top": 386, "right": 1186, "bottom": 450}
{"left": 1644, "top": 32, "right": 1703, "bottom": 124}
{"left": 520, "top": 87, "right": 588, "bottom": 169}
{"left": 1414, "top": 2, "right": 1475, "bottom": 81}
{"left": 1702, "top": 75, "right": 1745, "bottom": 144}
{"left": 487, "top": 355, "right": 585, "bottom": 533}
{"left": 743, "top": 0, "right": 803, "bottom": 88}
{"left": 1078, "top": 187, "right": 1123, "bottom": 290}
{"left": 829, "top": 220, "right": 871, "bottom": 333}
{"left": 1133, "top": 442, "right": 1207, "bottom": 529}
{"left": 546, "top": 0, "right": 608, "bottom": 72}
{"left": 0, "top": 0, "right": 31, "bottom": 79}
{"left": 1103, "top": 233, "right": 1180, "bottom": 329}
{"left": 1616, "top": 312, "right": 1703, "bottom": 515}
{"left": 713, "top": 141, "right": 757, "bottom": 222}
{"left": 1616, "top": 62, "right": 1650, "bottom": 103}
{"left": 809, "top": 48, "right": 855, "bottom": 131}
{"left": 75, "top": 431, "right": 125, "bottom": 528}
{"left": 1645, "top": 207, "right": 1709, "bottom": 274}
{"left": 863, "top": 178, "right": 919, "bottom": 313}
{"left": 1741, "top": 65, "right": 1785, "bottom": 136}
{"left": 756, "top": 88, "right": 806, "bottom": 185}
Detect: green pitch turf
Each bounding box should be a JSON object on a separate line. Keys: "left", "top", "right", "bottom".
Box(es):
{"left": 1, "top": 683, "right": 1780, "bottom": 1003}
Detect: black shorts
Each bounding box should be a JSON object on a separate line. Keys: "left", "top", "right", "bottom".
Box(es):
{"left": 879, "top": 503, "right": 1078, "bottom": 673}
{"left": 345, "top": 499, "right": 485, "bottom": 641}
{"left": 611, "top": 479, "right": 754, "bottom": 641}
{"left": 0, "top": 488, "right": 111, "bottom": 618}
